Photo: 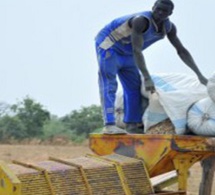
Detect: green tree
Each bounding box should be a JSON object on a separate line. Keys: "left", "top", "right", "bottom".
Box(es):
{"left": 0, "top": 115, "right": 26, "bottom": 140}
{"left": 11, "top": 97, "right": 50, "bottom": 138}
{"left": 62, "top": 105, "right": 103, "bottom": 138}
{"left": 42, "top": 115, "right": 72, "bottom": 139}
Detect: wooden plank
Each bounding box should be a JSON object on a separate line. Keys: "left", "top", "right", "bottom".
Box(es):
{"left": 151, "top": 170, "right": 178, "bottom": 190}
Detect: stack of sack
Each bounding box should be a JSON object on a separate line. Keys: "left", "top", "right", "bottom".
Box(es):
{"left": 115, "top": 73, "right": 210, "bottom": 135}
{"left": 142, "top": 73, "right": 207, "bottom": 135}
{"left": 187, "top": 73, "right": 215, "bottom": 136}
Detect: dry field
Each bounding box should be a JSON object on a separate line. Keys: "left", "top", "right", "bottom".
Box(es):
{"left": 0, "top": 142, "right": 214, "bottom": 195}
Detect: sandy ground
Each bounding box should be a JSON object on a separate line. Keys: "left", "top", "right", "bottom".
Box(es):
{"left": 0, "top": 143, "right": 214, "bottom": 195}
{"left": 0, "top": 144, "right": 92, "bottom": 163}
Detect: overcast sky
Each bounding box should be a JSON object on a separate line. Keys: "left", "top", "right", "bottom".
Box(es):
{"left": 0, "top": 0, "right": 214, "bottom": 117}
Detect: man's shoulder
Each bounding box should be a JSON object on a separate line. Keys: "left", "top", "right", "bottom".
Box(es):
{"left": 130, "top": 16, "right": 150, "bottom": 32}
{"left": 164, "top": 18, "right": 175, "bottom": 32}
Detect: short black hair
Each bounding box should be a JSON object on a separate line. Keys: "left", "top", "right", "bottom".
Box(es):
{"left": 155, "top": 0, "right": 174, "bottom": 10}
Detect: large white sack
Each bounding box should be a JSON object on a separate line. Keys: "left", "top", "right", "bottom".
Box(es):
{"left": 187, "top": 97, "right": 215, "bottom": 136}
{"left": 142, "top": 73, "right": 208, "bottom": 134}
{"left": 115, "top": 91, "right": 126, "bottom": 128}
{"left": 115, "top": 73, "right": 208, "bottom": 134}
{"left": 141, "top": 73, "right": 206, "bottom": 98}
{"left": 207, "top": 73, "right": 215, "bottom": 103}
{"left": 143, "top": 92, "right": 168, "bottom": 132}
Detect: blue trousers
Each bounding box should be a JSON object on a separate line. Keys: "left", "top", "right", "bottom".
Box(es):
{"left": 96, "top": 45, "right": 143, "bottom": 125}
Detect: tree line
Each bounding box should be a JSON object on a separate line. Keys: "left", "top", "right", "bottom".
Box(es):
{"left": 0, "top": 97, "right": 103, "bottom": 143}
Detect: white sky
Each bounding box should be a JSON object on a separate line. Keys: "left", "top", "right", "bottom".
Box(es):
{"left": 0, "top": 0, "right": 214, "bottom": 117}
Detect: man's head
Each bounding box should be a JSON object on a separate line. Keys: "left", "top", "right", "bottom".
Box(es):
{"left": 152, "top": 0, "right": 174, "bottom": 22}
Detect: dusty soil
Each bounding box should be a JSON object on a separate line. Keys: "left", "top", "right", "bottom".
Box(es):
{"left": 0, "top": 143, "right": 92, "bottom": 163}
{"left": 0, "top": 142, "right": 214, "bottom": 195}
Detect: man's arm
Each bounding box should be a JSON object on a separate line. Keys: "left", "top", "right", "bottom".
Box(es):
{"left": 131, "top": 16, "right": 155, "bottom": 92}
{"left": 167, "top": 23, "right": 208, "bottom": 85}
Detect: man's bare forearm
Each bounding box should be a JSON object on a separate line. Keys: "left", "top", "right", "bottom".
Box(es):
{"left": 133, "top": 49, "right": 151, "bottom": 80}
{"left": 178, "top": 48, "right": 204, "bottom": 78}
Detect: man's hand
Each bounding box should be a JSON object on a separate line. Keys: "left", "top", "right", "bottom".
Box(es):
{"left": 145, "top": 78, "right": 155, "bottom": 93}
{"left": 198, "top": 75, "right": 208, "bottom": 85}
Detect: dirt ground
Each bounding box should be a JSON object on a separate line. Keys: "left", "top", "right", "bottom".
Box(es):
{"left": 0, "top": 142, "right": 214, "bottom": 195}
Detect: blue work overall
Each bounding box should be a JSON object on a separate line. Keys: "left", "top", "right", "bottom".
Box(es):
{"left": 95, "top": 11, "right": 172, "bottom": 125}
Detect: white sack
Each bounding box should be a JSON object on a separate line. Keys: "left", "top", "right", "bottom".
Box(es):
{"left": 187, "top": 97, "right": 215, "bottom": 136}
{"left": 207, "top": 72, "right": 215, "bottom": 103}
{"left": 142, "top": 73, "right": 208, "bottom": 134}
{"left": 115, "top": 91, "right": 126, "bottom": 128}
{"left": 115, "top": 73, "right": 208, "bottom": 134}
{"left": 143, "top": 92, "right": 168, "bottom": 132}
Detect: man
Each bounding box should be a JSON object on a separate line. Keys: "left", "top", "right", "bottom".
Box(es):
{"left": 95, "top": 0, "right": 208, "bottom": 134}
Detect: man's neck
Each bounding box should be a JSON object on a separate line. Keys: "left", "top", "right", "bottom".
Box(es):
{"left": 151, "top": 17, "right": 163, "bottom": 32}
